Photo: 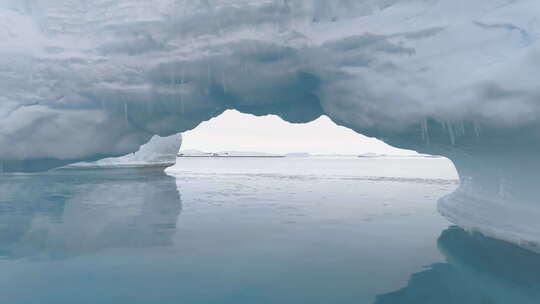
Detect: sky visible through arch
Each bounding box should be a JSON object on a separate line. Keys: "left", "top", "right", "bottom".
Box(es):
{"left": 181, "top": 110, "right": 416, "bottom": 155}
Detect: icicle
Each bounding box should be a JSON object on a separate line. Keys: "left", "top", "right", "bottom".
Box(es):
{"left": 170, "top": 72, "right": 175, "bottom": 103}
{"left": 222, "top": 70, "right": 227, "bottom": 92}
{"left": 180, "top": 71, "right": 185, "bottom": 114}
{"left": 421, "top": 118, "right": 430, "bottom": 145}
{"left": 420, "top": 120, "right": 426, "bottom": 141}
{"left": 473, "top": 121, "right": 481, "bottom": 142}
{"left": 454, "top": 120, "right": 465, "bottom": 137}
{"left": 439, "top": 120, "right": 447, "bottom": 132}
{"left": 146, "top": 93, "right": 151, "bottom": 118}
{"left": 447, "top": 122, "right": 456, "bottom": 146}
{"left": 425, "top": 119, "right": 430, "bottom": 145}
{"left": 124, "top": 102, "right": 129, "bottom": 126}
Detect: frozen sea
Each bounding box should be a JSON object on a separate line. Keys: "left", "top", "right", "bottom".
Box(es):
{"left": 1, "top": 157, "right": 539, "bottom": 304}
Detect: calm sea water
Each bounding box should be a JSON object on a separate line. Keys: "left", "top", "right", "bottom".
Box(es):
{"left": 0, "top": 157, "right": 539, "bottom": 303}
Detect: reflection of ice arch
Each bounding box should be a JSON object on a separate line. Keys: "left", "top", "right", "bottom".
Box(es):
{"left": 375, "top": 226, "right": 540, "bottom": 304}
{"left": 0, "top": 168, "right": 182, "bottom": 260}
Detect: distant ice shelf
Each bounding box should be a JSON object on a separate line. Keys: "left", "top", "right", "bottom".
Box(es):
{"left": 178, "top": 150, "right": 285, "bottom": 158}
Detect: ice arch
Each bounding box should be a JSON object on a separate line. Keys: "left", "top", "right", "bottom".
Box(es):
{"left": 2, "top": 0, "right": 540, "bottom": 249}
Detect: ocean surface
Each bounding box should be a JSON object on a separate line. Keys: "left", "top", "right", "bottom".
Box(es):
{"left": 1, "top": 157, "right": 539, "bottom": 304}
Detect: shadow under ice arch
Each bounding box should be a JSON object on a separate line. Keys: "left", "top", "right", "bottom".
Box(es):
{"left": 2, "top": 0, "right": 540, "bottom": 250}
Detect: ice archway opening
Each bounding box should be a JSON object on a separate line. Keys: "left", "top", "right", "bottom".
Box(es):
{"left": 179, "top": 109, "right": 419, "bottom": 156}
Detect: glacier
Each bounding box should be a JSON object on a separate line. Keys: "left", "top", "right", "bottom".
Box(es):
{"left": 2, "top": 0, "right": 540, "bottom": 250}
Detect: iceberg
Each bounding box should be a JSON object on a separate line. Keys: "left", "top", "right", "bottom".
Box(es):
{"left": 1, "top": 0, "right": 540, "bottom": 249}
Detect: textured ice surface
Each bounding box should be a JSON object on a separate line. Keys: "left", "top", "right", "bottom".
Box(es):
{"left": 2, "top": 1, "right": 540, "bottom": 248}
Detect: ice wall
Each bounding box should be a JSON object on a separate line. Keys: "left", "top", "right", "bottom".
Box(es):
{"left": 2, "top": 1, "right": 540, "bottom": 248}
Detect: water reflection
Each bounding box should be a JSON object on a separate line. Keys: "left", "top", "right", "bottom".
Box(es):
{"left": 376, "top": 226, "right": 540, "bottom": 304}
{"left": 0, "top": 168, "right": 181, "bottom": 260}
{"left": 1, "top": 168, "right": 539, "bottom": 303}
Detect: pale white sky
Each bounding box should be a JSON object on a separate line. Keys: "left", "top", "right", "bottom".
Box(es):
{"left": 181, "top": 110, "right": 415, "bottom": 155}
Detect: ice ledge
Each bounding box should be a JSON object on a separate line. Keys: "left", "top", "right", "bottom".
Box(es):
{"left": 438, "top": 189, "right": 540, "bottom": 254}
{"left": 66, "top": 134, "right": 182, "bottom": 169}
